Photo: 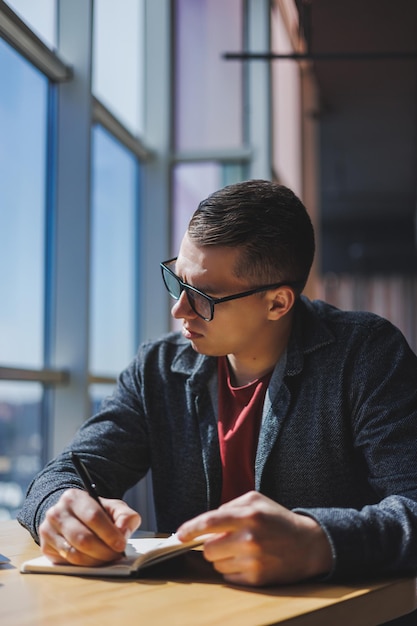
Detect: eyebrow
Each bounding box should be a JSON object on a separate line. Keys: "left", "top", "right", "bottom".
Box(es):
{"left": 186, "top": 277, "right": 222, "bottom": 297}
{"left": 173, "top": 263, "right": 222, "bottom": 296}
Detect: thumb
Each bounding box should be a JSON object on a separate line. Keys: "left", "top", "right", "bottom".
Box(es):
{"left": 105, "top": 498, "right": 142, "bottom": 540}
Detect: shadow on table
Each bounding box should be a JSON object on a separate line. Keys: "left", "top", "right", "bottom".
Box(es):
{"left": 131, "top": 550, "right": 409, "bottom": 602}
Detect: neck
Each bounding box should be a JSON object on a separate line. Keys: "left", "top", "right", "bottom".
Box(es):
{"left": 226, "top": 313, "right": 293, "bottom": 387}
{"left": 226, "top": 359, "right": 278, "bottom": 387}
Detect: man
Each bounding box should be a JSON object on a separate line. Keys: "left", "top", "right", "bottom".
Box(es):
{"left": 18, "top": 181, "right": 417, "bottom": 602}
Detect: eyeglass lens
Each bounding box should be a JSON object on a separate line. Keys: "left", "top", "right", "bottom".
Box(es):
{"left": 162, "top": 265, "right": 211, "bottom": 320}
{"left": 186, "top": 290, "right": 211, "bottom": 320}
{"left": 162, "top": 267, "right": 181, "bottom": 298}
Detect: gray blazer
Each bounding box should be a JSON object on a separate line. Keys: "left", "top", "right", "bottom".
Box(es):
{"left": 18, "top": 297, "right": 417, "bottom": 589}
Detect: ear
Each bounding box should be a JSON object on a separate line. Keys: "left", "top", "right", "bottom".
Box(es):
{"left": 266, "top": 286, "right": 296, "bottom": 321}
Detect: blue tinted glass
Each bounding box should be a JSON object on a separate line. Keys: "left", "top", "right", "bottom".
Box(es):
{"left": 89, "top": 383, "right": 116, "bottom": 416}
{"left": 90, "top": 125, "right": 138, "bottom": 375}
{"left": 6, "top": 0, "right": 57, "bottom": 49}
{"left": 0, "top": 39, "right": 47, "bottom": 368}
{"left": 172, "top": 163, "right": 221, "bottom": 254}
{"left": 175, "top": 0, "right": 243, "bottom": 151}
{"left": 0, "top": 382, "right": 43, "bottom": 520}
{"left": 92, "top": 0, "right": 145, "bottom": 134}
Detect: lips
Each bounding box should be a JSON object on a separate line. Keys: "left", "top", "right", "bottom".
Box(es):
{"left": 182, "top": 325, "right": 203, "bottom": 340}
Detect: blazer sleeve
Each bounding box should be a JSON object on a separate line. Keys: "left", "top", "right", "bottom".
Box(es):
{"left": 296, "top": 320, "right": 417, "bottom": 580}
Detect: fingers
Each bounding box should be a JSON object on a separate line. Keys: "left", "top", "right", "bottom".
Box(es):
{"left": 39, "top": 489, "right": 141, "bottom": 566}
{"left": 177, "top": 491, "right": 333, "bottom": 587}
{"left": 177, "top": 510, "right": 235, "bottom": 542}
{"left": 177, "top": 491, "right": 265, "bottom": 541}
{"left": 57, "top": 538, "right": 74, "bottom": 561}
{"left": 208, "top": 553, "right": 265, "bottom": 587}
{"left": 40, "top": 491, "right": 122, "bottom": 566}
{"left": 202, "top": 533, "right": 276, "bottom": 587}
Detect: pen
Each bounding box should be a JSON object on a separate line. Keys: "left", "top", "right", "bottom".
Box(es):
{"left": 70, "top": 451, "right": 111, "bottom": 518}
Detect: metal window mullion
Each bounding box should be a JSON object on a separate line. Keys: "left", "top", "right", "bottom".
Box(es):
{"left": 50, "top": 0, "right": 93, "bottom": 457}
{"left": 127, "top": 0, "right": 174, "bottom": 531}
{"left": 171, "top": 146, "right": 252, "bottom": 164}
{"left": 0, "top": 0, "right": 71, "bottom": 81}
{"left": 245, "top": 0, "right": 272, "bottom": 180}
{"left": 92, "top": 97, "right": 154, "bottom": 161}
{"left": 88, "top": 374, "right": 117, "bottom": 386}
{"left": 140, "top": 0, "right": 173, "bottom": 342}
{"left": 0, "top": 366, "right": 69, "bottom": 384}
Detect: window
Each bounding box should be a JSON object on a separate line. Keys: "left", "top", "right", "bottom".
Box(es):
{"left": 0, "top": 37, "right": 49, "bottom": 518}
{"left": 92, "top": 0, "right": 145, "bottom": 136}
{"left": 0, "top": 40, "right": 48, "bottom": 368}
{"left": 174, "top": 0, "right": 244, "bottom": 151}
{"left": 0, "top": 1, "right": 146, "bottom": 519}
{"left": 5, "top": 0, "right": 56, "bottom": 49}
{"left": 271, "top": 4, "right": 302, "bottom": 195}
{"left": 0, "top": 0, "right": 271, "bottom": 527}
{"left": 0, "top": 382, "right": 43, "bottom": 520}
{"left": 172, "top": 163, "right": 222, "bottom": 255}
{"left": 89, "top": 125, "right": 138, "bottom": 388}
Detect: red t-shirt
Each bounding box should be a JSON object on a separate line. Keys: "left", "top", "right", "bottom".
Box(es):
{"left": 217, "top": 356, "right": 272, "bottom": 504}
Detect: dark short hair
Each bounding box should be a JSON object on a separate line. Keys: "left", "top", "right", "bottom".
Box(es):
{"left": 187, "top": 179, "right": 315, "bottom": 291}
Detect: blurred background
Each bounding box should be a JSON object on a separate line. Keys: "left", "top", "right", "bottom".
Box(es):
{"left": 0, "top": 0, "right": 416, "bottom": 524}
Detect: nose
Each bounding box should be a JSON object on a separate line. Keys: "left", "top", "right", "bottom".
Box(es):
{"left": 171, "top": 290, "right": 197, "bottom": 320}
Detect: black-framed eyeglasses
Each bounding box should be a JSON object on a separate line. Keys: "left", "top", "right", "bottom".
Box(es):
{"left": 160, "top": 257, "right": 304, "bottom": 322}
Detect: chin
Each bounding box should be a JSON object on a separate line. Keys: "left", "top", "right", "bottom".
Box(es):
{"left": 190, "top": 340, "right": 227, "bottom": 358}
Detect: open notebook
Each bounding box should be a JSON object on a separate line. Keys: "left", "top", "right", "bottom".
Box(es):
{"left": 21, "top": 534, "right": 204, "bottom": 578}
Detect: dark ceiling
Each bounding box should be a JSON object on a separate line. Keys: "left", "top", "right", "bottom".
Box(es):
{"left": 296, "top": 0, "right": 417, "bottom": 112}
{"left": 295, "top": 0, "right": 417, "bottom": 273}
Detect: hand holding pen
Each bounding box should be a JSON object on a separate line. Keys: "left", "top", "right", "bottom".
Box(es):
{"left": 70, "top": 452, "right": 139, "bottom": 557}
{"left": 37, "top": 454, "right": 141, "bottom": 566}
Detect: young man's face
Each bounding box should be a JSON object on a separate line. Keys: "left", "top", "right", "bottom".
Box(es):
{"left": 171, "top": 234, "right": 279, "bottom": 359}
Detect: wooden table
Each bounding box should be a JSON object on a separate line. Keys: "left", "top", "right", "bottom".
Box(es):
{"left": 1, "top": 520, "right": 416, "bottom": 626}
